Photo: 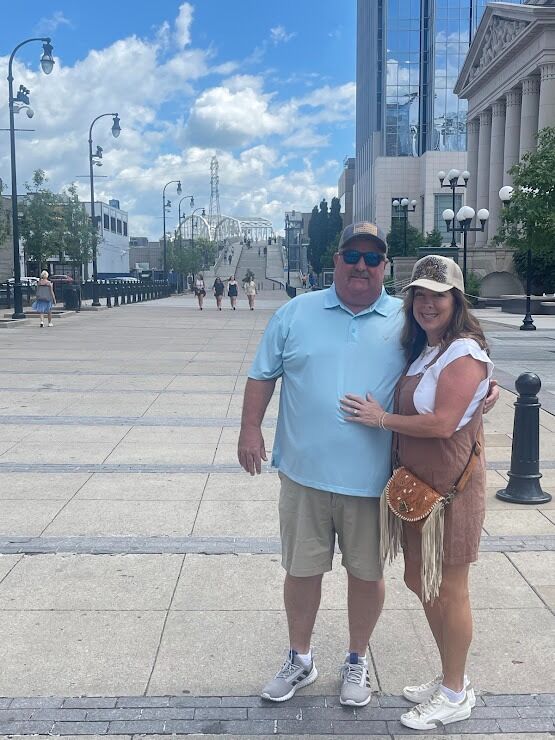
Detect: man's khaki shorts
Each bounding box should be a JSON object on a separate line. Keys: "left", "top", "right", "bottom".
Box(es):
{"left": 278, "top": 472, "right": 383, "bottom": 582}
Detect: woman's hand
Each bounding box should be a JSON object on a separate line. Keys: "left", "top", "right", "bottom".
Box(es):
{"left": 340, "top": 393, "right": 384, "bottom": 427}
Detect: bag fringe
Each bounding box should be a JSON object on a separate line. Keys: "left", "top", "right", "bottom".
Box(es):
{"left": 379, "top": 490, "right": 403, "bottom": 567}
{"left": 420, "top": 503, "right": 445, "bottom": 603}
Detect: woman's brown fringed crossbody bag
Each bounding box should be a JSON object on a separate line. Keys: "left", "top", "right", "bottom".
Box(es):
{"left": 378, "top": 347, "right": 484, "bottom": 603}
{"left": 379, "top": 440, "right": 481, "bottom": 602}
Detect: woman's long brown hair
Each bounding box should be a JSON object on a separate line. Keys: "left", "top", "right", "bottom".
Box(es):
{"left": 400, "top": 287, "right": 489, "bottom": 363}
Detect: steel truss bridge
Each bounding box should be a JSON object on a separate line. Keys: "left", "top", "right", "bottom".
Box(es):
{"left": 179, "top": 215, "right": 274, "bottom": 244}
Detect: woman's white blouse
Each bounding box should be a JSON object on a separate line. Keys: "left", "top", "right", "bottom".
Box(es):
{"left": 406, "top": 338, "right": 494, "bottom": 430}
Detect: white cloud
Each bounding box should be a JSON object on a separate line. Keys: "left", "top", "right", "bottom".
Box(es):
{"left": 33, "top": 11, "right": 73, "bottom": 35}
{"left": 175, "top": 3, "right": 194, "bottom": 48}
{"left": 0, "top": 4, "right": 353, "bottom": 241}
{"left": 270, "top": 26, "right": 296, "bottom": 45}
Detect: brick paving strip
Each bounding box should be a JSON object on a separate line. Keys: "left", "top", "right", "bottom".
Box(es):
{"left": 0, "top": 534, "right": 553, "bottom": 556}
{"left": 0, "top": 693, "right": 552, "bottom": 735}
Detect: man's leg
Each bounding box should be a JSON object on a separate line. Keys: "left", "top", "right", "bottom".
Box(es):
{"left": 347, "top": 574, "right": 385, "bottom": 655}
{"left": 284, "top": 573, "right": 323, "bottom": 654}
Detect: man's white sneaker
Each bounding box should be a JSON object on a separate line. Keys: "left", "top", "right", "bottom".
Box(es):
{"left": 403, "top": 674, "right": 475, "bottom": 707}
{"left": 48, "top": 322, "right": 53, "bottom": 327}
{"left": 400, "top": 688, "right": 472, "bottom": 730}
{"left": 339, "top": 652, "right": 372, "bottom": 707}
{"left": 261, "top": 650, "right": 318, "bottom": 702}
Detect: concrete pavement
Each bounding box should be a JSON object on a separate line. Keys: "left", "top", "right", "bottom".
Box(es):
{"left": 0, "top": 290, "right": 553, "bottom": 738}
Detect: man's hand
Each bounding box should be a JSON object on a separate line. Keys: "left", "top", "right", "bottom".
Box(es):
{"left": 238, "top": 426, "right": 267, "bottom": 475}
{"left": 484, "top": 378, "right": 500, "bottom": 414}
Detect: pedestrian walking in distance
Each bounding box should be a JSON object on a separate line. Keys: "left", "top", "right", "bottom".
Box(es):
{"left": 244, "top": 277, "right": 256, "bottom": 310}
{"left": 213, "top": 276, "right": 224, "bottom": 310}
{"left": 227, "top": 276, "right": 238, "bottom": 310}
{"left": 194, "top": 274, "right": 206, "bottom": 310}
{"left": 32, "top": 270, "right": 56, "bottom": 327}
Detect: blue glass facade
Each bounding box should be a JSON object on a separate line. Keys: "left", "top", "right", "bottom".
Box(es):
{"left": 381, "top": 0, "right": 523, "bottom": 157}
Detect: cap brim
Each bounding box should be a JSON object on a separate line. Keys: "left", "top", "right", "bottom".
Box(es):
{"left": 340, "top": 234, "right": 387, "bottom": 253}
{"left": 403, "top": 278, "right": 454, "bottom": 293}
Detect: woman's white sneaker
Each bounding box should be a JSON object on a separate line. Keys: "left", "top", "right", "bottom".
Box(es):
{"left": 403, "top": 674, "right": 475, "bottom": 707}
{"left": 400, "top": 688, "right": 472, "bottom": 730}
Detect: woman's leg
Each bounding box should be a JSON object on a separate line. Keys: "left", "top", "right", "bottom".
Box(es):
{"left": 40, "top": 313, "right": 44, "bottom": 326}
{"left": 404, "top": 558, "right": 472, "bottom": 692}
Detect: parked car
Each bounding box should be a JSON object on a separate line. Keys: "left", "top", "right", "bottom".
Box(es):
{"left": 7, "top": 277, "right": 40, "bottom": 286}
{"left": 49, "top": 275, "right": 75, "bottom": 285}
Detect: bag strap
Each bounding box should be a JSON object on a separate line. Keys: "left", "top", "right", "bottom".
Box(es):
{"left": 444, "top": 437, "right": 482, "bottom": 502}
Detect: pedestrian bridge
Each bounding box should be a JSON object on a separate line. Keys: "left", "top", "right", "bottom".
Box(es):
{"left": 180, "top": 214, "right": 274, "bottom": 244}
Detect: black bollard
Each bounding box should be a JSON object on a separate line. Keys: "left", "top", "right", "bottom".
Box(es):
{"left": 496, "top": 373, "right": 551, "bottom": 504}
{"left": 106, "top": 287, "right": 112, "bottom": 308}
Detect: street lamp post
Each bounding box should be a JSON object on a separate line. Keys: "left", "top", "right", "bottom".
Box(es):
{"left": 285, "top": 214, "right": 291, "bottom": 287}
{"left": 189, "top": 206, "right": 206, "bottom": 266}
{"left": 443, "top": 206, "right": 489, "bottom": 288}
{"left": 7, "top": 37, "right": 55, "bottom": 319}
{"left": 88, "top": 113, "right": 121, "bottom": 306}
{"left": 392, "top": 197, "right": 417, "bottom": 256}
{"left": 499, "top": 185, "right": 536, "bottom": 331}
{"left": 162, "top": 180, "right": 182, "bottom": 281}
{"left": 438, "top": 169, "right": 470, "bottom": 250}
{"left": 178, "top": 194, "right": 194, "bottom": 252}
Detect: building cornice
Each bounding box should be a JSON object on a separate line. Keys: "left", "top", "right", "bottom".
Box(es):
{"left": 454, "top": 3, "right": 555, "bottom": 98}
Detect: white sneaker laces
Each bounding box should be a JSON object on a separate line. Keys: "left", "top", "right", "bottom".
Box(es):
{"left": 343, "top": 662, "right": 365, "bottom": 685}
{"left": 412, "top": 691, "right": 445, "bottom": 717}
{"left": 276, "top": 653, "right": 302, "bottom": 679}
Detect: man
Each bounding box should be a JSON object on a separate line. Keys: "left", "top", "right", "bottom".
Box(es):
{"left": 238, "top": 222, "right": 495, "bottom": 707}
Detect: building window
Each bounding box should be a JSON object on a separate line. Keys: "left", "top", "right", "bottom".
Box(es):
{"left": 110, "top": 216, "right": 116, "bottom": 232}
{"left": 116, "top": 219, "right": 122, "bottom": 234}
{"left": 123, "top": 221, "right": 128, "bottom": 237}
{"left": 103, "top": 214, "right": 110, "bottom": 230}
{"left": 434, "top": 193, "right": 462, "bottom": 243}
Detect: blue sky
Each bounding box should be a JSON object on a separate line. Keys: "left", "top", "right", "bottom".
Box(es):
{"left": 1, "top": 1, "right": 356, "bottom": 238}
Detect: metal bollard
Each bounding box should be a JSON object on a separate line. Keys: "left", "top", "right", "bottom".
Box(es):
{"left": 496, "top": 373, "right": 551, "bottom": 504}
{"left": 106, "top": 287, "right": 112, "bottom": 308}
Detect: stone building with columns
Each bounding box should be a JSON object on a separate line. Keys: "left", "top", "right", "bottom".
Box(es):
{"left": 454, "top": 0, "right": 555, "bottom": 295}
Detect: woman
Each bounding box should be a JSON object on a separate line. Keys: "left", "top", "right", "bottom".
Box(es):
{"left": 213, "top": 277, "right": 225, "bottom": 310}
{"left": 340, "top": 255, "right": 492, "bottom": 730}
{"left": 244, "top": 277, "right": 256, "bottom": 310}
{"left": 194, "top": 273, "right": 206, "bottom": 310}
{"left": 32, "top": 270, "right": 56, "bottom": 327}
{"left": 227, "top": 276, "right": 238, "bottom": 310}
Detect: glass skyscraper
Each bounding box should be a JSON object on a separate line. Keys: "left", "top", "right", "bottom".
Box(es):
{"left": 355, "top": 0, "right": 523, "bottom": 221}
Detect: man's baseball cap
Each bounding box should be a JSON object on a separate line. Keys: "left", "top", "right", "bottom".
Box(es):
{"left": 338, "top": 221, "right": 388, "bottom": 254}
{"left": 404, "top": 255, "right": 464, "bottom": 293}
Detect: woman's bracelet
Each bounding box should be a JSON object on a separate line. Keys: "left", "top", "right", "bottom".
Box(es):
{"left": 379, "top": 412, "right": 388, "bottom": 430}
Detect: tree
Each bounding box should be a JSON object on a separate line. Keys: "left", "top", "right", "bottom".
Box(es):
{"left": 19, "top": 170, "right": 64, "bottom": 270}
{"left": 386, "top": 220, "right": 425, "bottom": 257}
{"left": 328, "top": 196, "right": 343, "bottom": 245}
{"left": 308, "top": 198, "right": 343, "bottom": 273}
{"left": 494, "top": 126, "right": 555, "bottom": 294}
{"left": 59, "top": 183, "right": 93, "bottom": 274}
{"left": 425, "top": 229, "right": 443, "bottom": 248}
{"left": 0, "top": 180, "right": 9, "bottom": 248}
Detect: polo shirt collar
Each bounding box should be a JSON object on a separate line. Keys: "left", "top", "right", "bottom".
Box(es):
{"left": 323, "top": 284, "right": 392, "bottom": 317}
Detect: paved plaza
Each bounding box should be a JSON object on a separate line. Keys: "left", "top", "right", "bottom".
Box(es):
{"left": 0, "top": 292, "right": 553, "bottom": 739}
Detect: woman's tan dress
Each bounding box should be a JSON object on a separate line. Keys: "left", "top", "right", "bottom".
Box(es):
{"left": 396, "top": 364, "right": 486, "bottom": 566}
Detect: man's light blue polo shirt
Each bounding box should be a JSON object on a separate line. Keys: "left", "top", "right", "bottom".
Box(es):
{"left": 248, "top": 285, "right": 405, "bottom": 497}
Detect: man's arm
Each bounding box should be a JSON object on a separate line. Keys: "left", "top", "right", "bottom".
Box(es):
{"left": 238, "top": 378, "right": 277, "bottom": 475}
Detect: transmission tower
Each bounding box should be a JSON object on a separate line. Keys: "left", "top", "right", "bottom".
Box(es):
{"left": 208, "top": 155, "right": 221, "bottom": 242}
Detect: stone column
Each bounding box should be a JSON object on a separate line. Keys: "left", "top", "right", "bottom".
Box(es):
{"left": 466, "top": 118, "right": 480, "bottom": 246}
{"left": 538, "top": 62, "right": 555, "bottom": 131}
{"left": 488, "top": 100, "right": 506, "bottom": 243}
{"left": 476, "top": 109, "right": 492, "bottom": 247}
{"left": 519, "top": 76, "right": 540, "bottom": 158}
{"left": 503, "top": 88, "right": 522, "bottom": 186}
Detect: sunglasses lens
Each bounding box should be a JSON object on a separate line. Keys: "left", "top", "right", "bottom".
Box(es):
{"left": 342, "top": 250, "right": 382, "bottom": 267}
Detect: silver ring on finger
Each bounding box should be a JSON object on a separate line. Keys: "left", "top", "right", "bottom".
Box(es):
{"left": 353, "top": 409, "right": 359, "bottom": 416}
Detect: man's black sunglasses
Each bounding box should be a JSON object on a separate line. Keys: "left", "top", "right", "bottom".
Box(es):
{"left": 340, "top": 250, "right": 385, "bottom": 267}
